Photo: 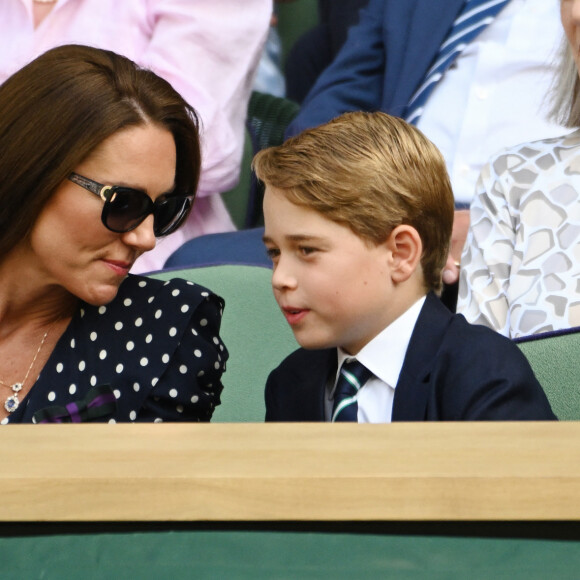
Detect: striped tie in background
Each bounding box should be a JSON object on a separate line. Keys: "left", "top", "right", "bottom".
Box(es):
{"left": 404, "top": 0, "right": 510, "bottom": 125}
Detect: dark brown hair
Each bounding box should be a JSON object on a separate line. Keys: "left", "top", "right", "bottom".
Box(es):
{"left": 0, "top": 44, "right": 201, "bottom": 255}
{"left": 253, "top": 111, "right": 454, "bottom": 292}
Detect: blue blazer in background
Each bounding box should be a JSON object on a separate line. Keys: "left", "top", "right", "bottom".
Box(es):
{"left": 286, "top": 0, "right": 468, "bottom": 136}
{"left": 265, "top": 293, "right": 557, "bottom": 422}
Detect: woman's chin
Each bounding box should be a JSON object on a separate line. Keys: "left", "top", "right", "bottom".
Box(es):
{"left": 82, "top": 282, "right": 123, "bottom": 307}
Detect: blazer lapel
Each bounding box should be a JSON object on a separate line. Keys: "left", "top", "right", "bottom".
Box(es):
{"left": 308, "top": 349, "right": 336, "bottom": 420}
{"left": 385, "top": 0, "right": 466, "bottom": 115}
{"left": 391, "top": 294, "right": 454, "bottom": 421}
{"left": 283, "top": 348, "right": 335, "bottom": 421}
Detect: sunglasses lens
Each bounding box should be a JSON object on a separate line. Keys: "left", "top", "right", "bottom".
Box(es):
{"left": 153, "top": 196, "right": 192, "bottom": 236}
{"left": 102, "top": 188, "right": 152, "bottom": 233}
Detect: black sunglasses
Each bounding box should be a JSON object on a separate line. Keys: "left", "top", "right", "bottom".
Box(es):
{"left": 68, "top": 172, "right": 193, "bottom": 237}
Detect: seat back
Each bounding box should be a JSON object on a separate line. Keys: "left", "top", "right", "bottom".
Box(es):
{"left": 220, "top": 126, "right": 254, "bottom": 230}
{"left": 164, "top": 228, "right": 268, "bottom": 270}
{"left": 245, "top": 91, "right": 301, "bottom": 227}
{"left": 247, "top": 91, "right": 301, "bottom": 153}
{"left": 150, "top": 265, "right": 298, "bottom": 422}
{"left": 515, "top": 327, "right": 580, "bottom": 420}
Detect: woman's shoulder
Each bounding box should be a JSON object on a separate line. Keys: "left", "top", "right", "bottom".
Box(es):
{"left": 118, "top": 274, "right": 223, "bottom": 307}
{"left": 475, "top": 130, "right": 580, "bottom": 203}
{"left": 77, "top": 273, "right": 224, "bottom": 330}
{"left": 486, "top": 129, "right": 580, "bottom": 176}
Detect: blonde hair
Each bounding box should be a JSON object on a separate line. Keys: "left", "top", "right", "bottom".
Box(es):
{"left": 253, "top": 111, "right": 454, "bottom": 293}
{"left": 549, "top": 36, "right": 580, "bottom": 127}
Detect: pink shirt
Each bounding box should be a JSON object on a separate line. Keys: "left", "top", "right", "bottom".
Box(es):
{"left": 1, "top": 0, "right": 271, "bottom": 272}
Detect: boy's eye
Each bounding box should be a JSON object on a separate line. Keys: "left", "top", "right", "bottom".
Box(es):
{"left": 265, "top": 247, "right": 280, "bottom": 260}
{"left": 299, "top": 246, "right": 317, "bottom": 256}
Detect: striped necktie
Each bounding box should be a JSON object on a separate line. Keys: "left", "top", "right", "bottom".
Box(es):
{"left": 404, "top": 0, "right": 510, "bottom": 125}
{"left": 332, "top": 359, "right": 372, "bottom": 422}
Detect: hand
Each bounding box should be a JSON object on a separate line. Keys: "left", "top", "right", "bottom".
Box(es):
{"left": 442, "top": 209, "right": 470, "bottom": 285}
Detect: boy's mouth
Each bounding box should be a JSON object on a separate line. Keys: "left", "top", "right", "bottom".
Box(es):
{"left": 281, "top": 306, "right": 310, "bottom": 325}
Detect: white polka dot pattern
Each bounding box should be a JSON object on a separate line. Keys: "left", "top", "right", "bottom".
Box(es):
{"left": 4, "top": 275, "right": 228, "bottom": 424}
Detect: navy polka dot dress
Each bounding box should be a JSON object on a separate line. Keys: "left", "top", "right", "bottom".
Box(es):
{"left": 3, "top": 275, "right": 228, "bottom": 424}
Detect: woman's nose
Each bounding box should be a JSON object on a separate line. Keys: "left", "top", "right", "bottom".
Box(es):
{"left": 121, "top": 215, "right": 157, "bottom": 253}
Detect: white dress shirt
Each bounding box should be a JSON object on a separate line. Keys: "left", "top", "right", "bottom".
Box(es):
{"left": 326, "top": 296, "right": 426, "bottom": 423}
{"left": 417, "top": 0, "right": 567, "bottom": 204}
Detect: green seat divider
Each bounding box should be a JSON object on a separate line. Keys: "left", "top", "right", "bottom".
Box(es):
{"left": 516, "top": 328, "right": 580, "bottom": 420}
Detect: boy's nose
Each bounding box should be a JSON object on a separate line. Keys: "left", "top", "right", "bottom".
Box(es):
{"left": 271, "top": 259, "right": 298, "bottom": 291}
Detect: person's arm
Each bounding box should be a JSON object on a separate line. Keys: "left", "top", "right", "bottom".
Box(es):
{"left": 144, "top": 0, "right": 271, "bottom": 196}
{"left": 438, "top": 321, "right": 556, "bottom": 421}
{"left": 456, "top": 160, "right": 517, "bottom": 336}
{"left": 442, "top": 209, "right": 470, "bottom": 286}
{"left": 452, "top": 347, "right": 556, "bottom": 421}
{"left": 286, "top": 0, "right": 386, "bottom": 137}
{"left": 139, "top": 293, "right": 229, "bottom": 422}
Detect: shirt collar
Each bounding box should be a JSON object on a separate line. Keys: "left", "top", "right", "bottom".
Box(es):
{"left": 335, "top": 295, "right": 426, "bottom": 390}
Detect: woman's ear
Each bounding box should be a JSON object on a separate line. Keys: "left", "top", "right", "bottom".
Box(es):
{"left": 386, "top": 225, "right": 423, "bottom": 284}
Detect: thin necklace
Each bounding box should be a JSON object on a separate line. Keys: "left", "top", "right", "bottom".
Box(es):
{"left": 0, "top": 322, "right": 57, "bottom": 414}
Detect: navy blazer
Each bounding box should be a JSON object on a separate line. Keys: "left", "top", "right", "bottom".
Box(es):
{"left": 265, "top": 293, "right": 556, "bottom": 421}
{"left": 287, "top": 0, "right": 468, "bottom": 136}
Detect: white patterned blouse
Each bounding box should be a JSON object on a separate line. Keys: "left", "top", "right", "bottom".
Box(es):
{"left": 457, "top": 129, "right": 580, "bottom": 338}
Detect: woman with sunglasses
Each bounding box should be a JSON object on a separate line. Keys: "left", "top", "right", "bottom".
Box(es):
{"left": 0, "top": 44, "right": 228, "bottom": 424}
{"left": 0, "top": 0, "right": 272, "bottom": 275}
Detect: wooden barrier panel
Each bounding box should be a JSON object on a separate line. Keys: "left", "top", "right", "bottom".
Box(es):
{"left": 0, "top": 422, "right": 579, "bottom": 522}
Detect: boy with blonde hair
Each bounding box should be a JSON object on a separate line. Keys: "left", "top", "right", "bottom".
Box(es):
{"left": 254, "top": 111, "right": 555, "bottom": 421}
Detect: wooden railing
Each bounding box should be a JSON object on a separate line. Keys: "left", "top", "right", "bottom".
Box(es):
{"left": 1, "top": 422, "right": 578, "bottom": 522}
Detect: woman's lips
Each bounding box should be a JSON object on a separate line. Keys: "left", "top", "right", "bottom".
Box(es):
{"left": 103, "top": 259, "right": 132, "bottom": 276}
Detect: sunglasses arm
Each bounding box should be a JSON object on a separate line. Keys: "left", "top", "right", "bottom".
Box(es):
{"left": 99, "top": 186, "right": 115, "bottom": 202}
{"left": 69, "top": 172, "right": 114, "bottom": 202}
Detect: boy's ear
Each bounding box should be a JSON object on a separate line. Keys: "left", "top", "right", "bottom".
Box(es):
{"left": 386, "top": 225, "right": 423, "bottom": 284}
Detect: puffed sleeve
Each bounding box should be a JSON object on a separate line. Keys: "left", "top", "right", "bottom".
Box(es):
{"left": 138, "top": 287, "right": 228, "bottom": 422}
{"left": 457, "top": 155, "right": 519, "bottom": 336}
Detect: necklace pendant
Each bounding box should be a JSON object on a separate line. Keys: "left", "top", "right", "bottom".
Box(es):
{"left": 5, "top": 395, "right": 19, "bottom": 413}
{"left": 5, "top": 384, "right": 22, "bottom": 413}
{"left": 0, "top": 325, "right": 54, "bottom": 414}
